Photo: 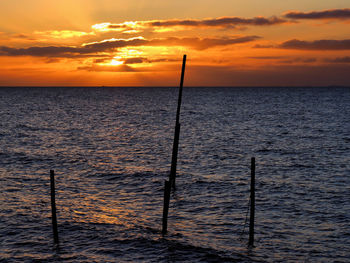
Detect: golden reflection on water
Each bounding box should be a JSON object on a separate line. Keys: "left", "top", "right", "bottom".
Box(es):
{"left": 60, "top": 192, "right": 148, "bottom": 228}
{"left": 72, "top": 211, "right": 121, "bottom": 225}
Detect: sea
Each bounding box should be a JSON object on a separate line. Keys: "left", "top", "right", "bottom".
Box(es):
{"left": 0, "top": 86, "right": 349, "bottom": 262}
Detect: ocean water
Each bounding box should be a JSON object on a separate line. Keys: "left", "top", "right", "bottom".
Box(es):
{"left": 0, "top": 86, "right": 349, "bottom": 262}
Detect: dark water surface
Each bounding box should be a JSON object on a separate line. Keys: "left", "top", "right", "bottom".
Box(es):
{"left": 0, "top": 87, "right": 349, "bottom": 262}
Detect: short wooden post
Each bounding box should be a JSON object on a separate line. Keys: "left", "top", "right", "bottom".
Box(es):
{"left": 249, "top": 157, "right": 255, "bottom": 247}
{"left": 50, "top": 170, "right": 59, "bottom": 244}
{"left": 162, "top": 180, "right": 171, "bottom": 235}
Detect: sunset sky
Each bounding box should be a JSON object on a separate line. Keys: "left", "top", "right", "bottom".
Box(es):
{"left": 1, "top": 0, "right": 350, "bottom": 86}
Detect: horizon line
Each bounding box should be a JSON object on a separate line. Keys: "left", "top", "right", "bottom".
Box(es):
{"left": 0, "top": 85, "right": 349, "bottom": 88}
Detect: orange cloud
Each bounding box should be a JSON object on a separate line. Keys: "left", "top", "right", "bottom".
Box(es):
{"left": 92, "top": 22, "right": 143, "bottom": 34}
{"left": 34, "top": 30, "right": 95, "bottom": 39}
{"left": 0, "top": 32, "right": 37, "bottom": 43}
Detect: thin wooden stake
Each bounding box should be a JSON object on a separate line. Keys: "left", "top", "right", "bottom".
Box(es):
{"left": 249, "top": 157, "right": 255, "bottom": 247}
{"left": 169, "top": 54, "right": 186, "bottom": 189}
{"left": 50, "top": 170, "right": 59, "bottom": 244}
{"left": 162, "top": 180, "right": 171, "bottom": 235}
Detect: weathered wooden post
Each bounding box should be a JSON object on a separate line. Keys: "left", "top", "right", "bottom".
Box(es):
{"left": 169, "top": 54, "right": 186, "bottom": 189}
{"left": 162, "top": 180, "right": 171, "bottom": 235}
{"left": 50, "top": 170, "right": 59, "bottom": 244}
{"left": 249, "top": 157, "right": 255, "bottom": 247}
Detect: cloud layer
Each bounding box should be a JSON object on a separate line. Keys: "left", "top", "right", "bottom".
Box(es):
{"left": 325, "top": 56, "right": 350, "bottom": 63}
{"left": 91, "top": 16, "right": 287, "bottom": 34}
{"left": 0, "top": 35, "right": 260, "bottom": 57}
{"left": 91, "top": 8, "right": 350, "bottom": 35}
{"left": 2, "top": 7, "right": 350, "bottom": 86}
{"left": 285, "top": 8, "right": 350, "bottom": 20}
{"left": 145, "top": 16, "right": 286, "bottom": 27}
{"left": 279, "top": 39, "right": 350, "bottom": 50}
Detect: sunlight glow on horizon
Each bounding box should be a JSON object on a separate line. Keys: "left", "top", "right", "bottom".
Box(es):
{"left": 1, "top": 1, "right": 350, "bottom": 86}
{"left": 109, "top": 57, "right": 124, "bottom": 66}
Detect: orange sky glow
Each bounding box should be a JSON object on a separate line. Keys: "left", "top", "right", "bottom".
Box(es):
{"left": 1, "top": 0, "right": 350, "bottom": 86}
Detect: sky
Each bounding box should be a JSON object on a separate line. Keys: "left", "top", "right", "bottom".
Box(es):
{"left": 0, "top": 0, "right": 350, "bottom": 86}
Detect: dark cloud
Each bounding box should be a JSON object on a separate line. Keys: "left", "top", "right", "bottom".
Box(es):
{"left": 297, "top": 57, "right": 317, "bottom": 63}
{"left": 124, "top": 57, "right": 147, "bottom": 64}
{"left": 148, "top": 36, "right": 260, "bottom": 50}
{"left": 90, "top": 36, "right": 261, "bottom": 51}
{"left": 123, "top": 57, "right": 181, "bottom": 64}
{"left": 148, "top": 16, "right": 286, "bottom": 28}
{"left": 83, "top": 38, "right": 148, "bottom": 51}
{"left": 93, "top": 58, "right": 109, "bottom": 63}
{"left": 107, "top": 24, "right": 129, "bottom": 30}
{"left": 325, "top": 56, "right": 350, "bottom": 63}
{"left": 0, "top": 46, "right": 83, "bottom": 57}
{"left": 253, "top": 44, "right": 276, "bottom": 49}
{"left": 99, "top": 16, "right": 287, "bottom": 33}
{"left": 278, "top": 57, "right": 317, "bottom": 64}
{"left": 0, "top": 35, "right": 260, "bottom": 58}
{"left": 247, "top": 56, "right": 317, "bottom": 64}
{"left": 150, "top": 58, "right": 181, "bottom": 63}
{"left": 279, "top": 39, "right": 350, "bottom": 50}
{"left": 0, "top": 38, "right": 148, "bottom": 57}
{"left": 45, "top": 58, "right": 62, "bottom": 63}
{"left": 13, "top": 34, "right": 32, "bottom": 39}
{"left": 285, "top": 8, "right": 350, "bottom": 20}
{"left": 0, "top": 45, "right": 113, "bottom": 58}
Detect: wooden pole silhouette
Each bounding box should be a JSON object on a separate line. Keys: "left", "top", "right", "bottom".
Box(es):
{"left": 50, "top": 170, "right": 59, "bottom": 244}
{"left": 169, "top": 54, "right": 186, "bottom": 189}
{"left": 249, "top": 157, "right": 255, "bottom": 247}
{"left": 162, "top": 180, "right": 171, "bottom": 235}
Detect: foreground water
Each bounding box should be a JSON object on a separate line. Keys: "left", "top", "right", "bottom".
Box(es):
{"left": 0, "top": 87, "right": 349, "bottom": 262}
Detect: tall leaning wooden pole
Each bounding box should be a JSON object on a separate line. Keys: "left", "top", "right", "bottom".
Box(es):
{"left": 169, "top": 54, "right": 186, "bottom": 189}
